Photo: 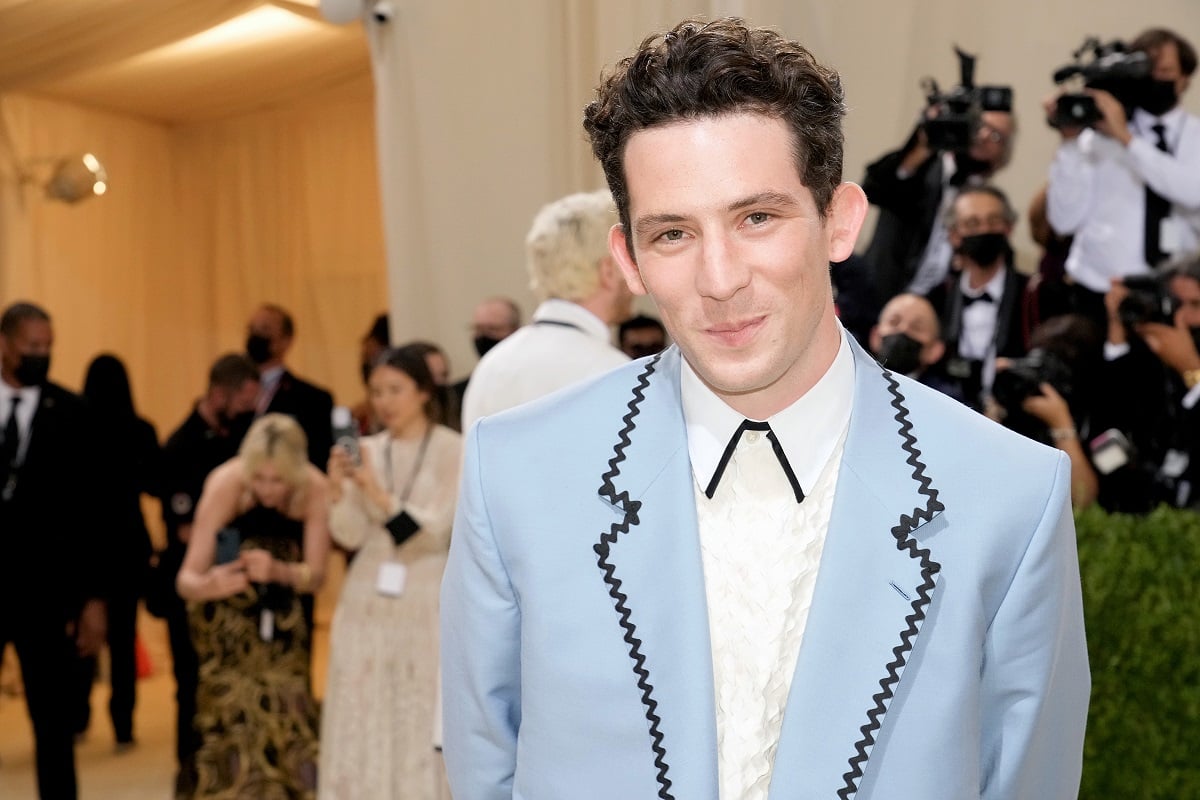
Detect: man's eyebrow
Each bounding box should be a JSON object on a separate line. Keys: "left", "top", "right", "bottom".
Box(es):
{"left": 728, "top": 191, "right": 800, "bottom": 211}
{"left": 633, "top": 213, "right": 687, "bottom": 238}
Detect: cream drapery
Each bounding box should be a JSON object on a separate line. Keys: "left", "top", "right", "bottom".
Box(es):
{"left": 0, "top": 78, "right": 384, "bottom": 437}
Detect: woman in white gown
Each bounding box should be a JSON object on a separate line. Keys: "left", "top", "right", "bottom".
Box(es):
{"left": 319, "top": 344, "right": 462, "bottom": 799}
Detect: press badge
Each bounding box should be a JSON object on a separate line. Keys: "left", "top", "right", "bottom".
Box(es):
{"left": 376, "top": 562, "right": 408, "bottom": 597}
{"left": 1161, "top": 217, "right": 1185, "bottom": 254}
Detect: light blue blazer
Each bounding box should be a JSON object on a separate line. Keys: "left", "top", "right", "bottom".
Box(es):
{"left": 441, "top": 340, "right": 1089, "bottom": 799}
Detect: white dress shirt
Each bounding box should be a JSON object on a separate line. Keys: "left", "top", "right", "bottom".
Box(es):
{"left": 0, "top": 378, "right": 40, "bottom": 465}
{"left": 1047, "top": 105, "right": 1200, "bottom": 292}
{"left": 681, "top": 330, "right": 854, "bottom": 799}
{"left": 460, "top": 298, "right": 627, "bottom": 430}
{"left": 959, "top": 267, "right": 1007, "bottom": 394}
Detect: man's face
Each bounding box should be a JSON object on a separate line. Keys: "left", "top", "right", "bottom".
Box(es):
{"left": 948, "top": 191, "right": 1012, "bottom": 253}
{"left": 226, "top": 378, "right": 261, "bottom": 417}
{"left": 0, "top": 318, "right": 53, "bottom": 383}
{"left": 247, "top": 308, "right": 289, "bottom": 362}
{"left": 870, "top": 295, "right": 943, "bottom": 367}
{"left": 1149, "top": 41, "right": 1190, "bottom": 99}
{"left": 610, "top": 113, "right": 866, "bottom": 419}
{"left": 1169, "top": 275, "right": 1200, "bottom": 328}
{"left": 967, "top": 111, "right": 1014, "bottom": 170}
{"left": 472, "top": 301, "right": 517, "bottom": 341}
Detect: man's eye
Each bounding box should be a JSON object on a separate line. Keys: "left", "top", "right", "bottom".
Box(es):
{"left": 661, "top": 229, "right": 684, "bottom": 241}
{"left": 747, "top": 212, "right": 771, "bottom": 225}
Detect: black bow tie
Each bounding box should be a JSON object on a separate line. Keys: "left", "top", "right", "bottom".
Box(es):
{"left": 704, "top": 420, "right": 805, "bottom": 504}
{"left": 962, "top": 291, "right": 994, "bottom": 307}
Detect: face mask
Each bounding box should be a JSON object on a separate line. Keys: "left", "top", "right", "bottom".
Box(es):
{"left": 474, "top": 335, "right": 500, "bottom": 359}
{"left": 1138, "top": 80, "right": 1178, "bottom": 117}
{"left": 246, "top": 334, "right": 273, "bottom": 365}
{"left": 877, "top": 333, "right": 924, "bottom": 375}
{"left": 625, "top": 344, "right": 664, "bottom": 359}
{"left": 956, "top": 232, "right": 1011, "bottom": 267}
{"left": 13, "top": 353, "right": 50, "bottom": 386}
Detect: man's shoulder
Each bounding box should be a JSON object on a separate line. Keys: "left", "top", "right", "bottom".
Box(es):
{"left": 281, "top": 370, "right": 332, "bottom": 404}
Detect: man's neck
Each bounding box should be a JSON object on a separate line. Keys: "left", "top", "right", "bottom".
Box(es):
{"left": 258, "top": 359, "right": 284, "bottom": 375}
{"left": 965, "top": 262, "right": 1003, "bottom": 291}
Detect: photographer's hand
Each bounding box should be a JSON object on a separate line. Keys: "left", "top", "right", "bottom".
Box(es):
{"left": 1088, "top": 89, "right": 1132, "bottom": 145}
{"left": 1136, "top": 311, "right": 1200, "bottom": 376}
{"left": 1022, "top": 383, "right": 1074, "bottom": 429}
{"left": 1104, "top": 279, "right": 1129, "bottom": 345}
{"left": 1043, "top": 91, "right": 1083, "bottom": 139}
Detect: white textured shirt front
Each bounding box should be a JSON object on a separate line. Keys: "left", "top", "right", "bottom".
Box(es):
{"left": 681, "top": 330, "right": 854, "bottom": 799}
{"left": 460, "top": 298, "right": 627, "bottom": 430}
{"left": 1047, "top": 106, "right": 1200, "bottom": 292}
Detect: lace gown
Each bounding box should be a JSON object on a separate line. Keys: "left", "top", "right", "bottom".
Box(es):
{"left": 189, "top": 505, "right": 320, "bottom": 799}
{"left": 319, "top": 425, "right": 461, "bottom": 800}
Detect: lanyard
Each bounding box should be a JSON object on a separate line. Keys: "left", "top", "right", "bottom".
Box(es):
{"left": 383, "top": 424, "right": 434, "bottom": 505}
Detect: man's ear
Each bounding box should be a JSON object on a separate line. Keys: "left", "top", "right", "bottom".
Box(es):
{"left": 609, "top": 224, "right": 648, "bottom": 296}
{"left": 826, "top": 182, "right": 869, "bottom": 263}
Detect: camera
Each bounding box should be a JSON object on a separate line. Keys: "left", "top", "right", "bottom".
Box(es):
{"left": 1051, "top": 38, "right": 1152, "bottom": 127}
{"left": 992, "top": 348, "right": 1075, "bottom": 412}
{"left": 921, "top": 47, "right": 1013, "bottom": 152}
{"left": 1117, "top": 274, "right": 1179, "bottom": 329}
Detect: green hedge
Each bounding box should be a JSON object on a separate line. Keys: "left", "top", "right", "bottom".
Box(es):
{"left": 1076, "top": 504, "right": 1200, "bottom": 798}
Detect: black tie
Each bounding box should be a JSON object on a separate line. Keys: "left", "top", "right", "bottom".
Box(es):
{"left": 962, "top": 291, "right": 994, "bottom": 308}
{"left": 1144, "top": 123, "right": 1172, "bottom": 268}
{"left": 1, "top": 395, "right": 20, "bottom": 469}
{"left": 704, "top": 419, "right": 805, "bottom": 504}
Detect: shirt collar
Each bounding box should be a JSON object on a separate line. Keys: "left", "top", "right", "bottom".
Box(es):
{"left": 530, "top": 298, "right": 612, "bottom": 342}
{"left": 959, "top": 266, "right": 1006, "bottom": 300}
{"left": 1133, "top": 105, "right": 1185, "bottom": 137}
{"left": 259, "top": 365, "right": 285, "bottom": 388}
{"left": 681, "top": 326, "right": 855, "bottom": 503}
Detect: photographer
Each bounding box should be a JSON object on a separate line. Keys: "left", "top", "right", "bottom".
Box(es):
{"left": 991, "top": 315, "right": 1102, "bottom": 510}
{"left": 863, "top": 80, "right": 1015, "bottom": 302}
{"left": 926, "top": 185, "right": 1038, "bottom": 409}
{"left": 1046, "top": 28, "right": 1200, "bottom": 329}
{"left": 1092, "top": 255, "right": 1200, "bottom": 511}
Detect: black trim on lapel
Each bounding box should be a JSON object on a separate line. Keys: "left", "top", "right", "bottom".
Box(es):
{"left": 838, "top": 366, "right": 944, "bottom": 800}
{"left": 592, "top": 352, "right": 675, "bottom": 800}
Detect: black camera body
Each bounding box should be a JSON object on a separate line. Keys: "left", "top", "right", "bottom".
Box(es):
{"left": 992, "top": 348, "right": 1075, "bottom": 412}
{"left": 922, "top": 47, "right": 1012, "bottom": 152}
{"left": 1118, "top": 274, "right": 1179, "bottom": 329}
{"left": 1052, "top": 38, "right": 1152, "bottom": 128}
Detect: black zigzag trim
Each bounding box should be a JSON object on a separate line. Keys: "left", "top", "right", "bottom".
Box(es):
{"left": 838, "top": 367, "right": 944, "bottom": 799}
{"left": 592, "top": 353, "right": 675, "bottom": 800}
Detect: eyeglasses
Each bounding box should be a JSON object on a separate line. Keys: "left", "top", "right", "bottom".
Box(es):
{"left": 977, "top": 123, "right": 1010, "bottom": 145}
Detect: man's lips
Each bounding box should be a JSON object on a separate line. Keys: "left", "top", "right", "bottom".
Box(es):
{"left": 704, "top": 316, "right": 765, "bottom": 344}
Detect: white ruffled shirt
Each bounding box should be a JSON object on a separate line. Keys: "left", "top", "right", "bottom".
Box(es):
{"left": 681, "top": 332, "right": 854, "bottom": 799}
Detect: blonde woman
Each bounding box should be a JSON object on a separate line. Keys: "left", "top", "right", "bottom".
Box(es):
{"left": 177, "top": 413, "right": 331, "bottom": 799}
{"left": 319, "top": 345, "right": 461, "bottom": 799}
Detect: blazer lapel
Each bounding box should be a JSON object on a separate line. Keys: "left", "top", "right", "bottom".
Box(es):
{"left": 770, "top": 341, "right": 945, "bottom": 799}
{"left": 594, "top": 347, "right": 719, "bottom": 800}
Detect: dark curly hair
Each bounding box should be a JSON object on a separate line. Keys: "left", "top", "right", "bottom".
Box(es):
{"left": 583, "top": 17, "right": 846, "bottom": 254}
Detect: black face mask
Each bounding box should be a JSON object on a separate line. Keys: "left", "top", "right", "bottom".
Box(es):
{"left": 474, "top": 336, "right": 500, "bottom": 359}
{"left": 956, "top": 232, "right": 1012, "bottom": 267}
{"left": 246, "top": 334, "right": 273, "bottom": 365}
{"left": 877, "top": 333, "right": 924, "bottom": 375}
{"left": 13, "top": 353, "right": 50, "bottom": 386}
{"left": 624, "top": 344, "right": 665, "bottom": 359}
{"left": 1139, "top": 80, "right": 1178, "bottom": 117}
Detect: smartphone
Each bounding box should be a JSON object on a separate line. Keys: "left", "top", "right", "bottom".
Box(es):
{"left": 331, "top": 406, "right": 360, "bottom": 466}
{"left": 215, "top": 527, "right": 242, "bottom": 565}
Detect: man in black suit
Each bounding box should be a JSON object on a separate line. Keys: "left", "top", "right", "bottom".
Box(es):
{"left": 0, "top": 302, "right": 105, "bottom": 800}
{"left": 928, "top": 186, "right": 1036, "bottom": 409}
{"left": 862, "top": 108, "right": 1015, "bottom": 305}
{"left": 245, "top": 304, "right": 333, "bottom": 468}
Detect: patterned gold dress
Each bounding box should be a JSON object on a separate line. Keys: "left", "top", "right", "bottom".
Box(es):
{"left": 189, "top": 505, "right": 319, "bottom": 799}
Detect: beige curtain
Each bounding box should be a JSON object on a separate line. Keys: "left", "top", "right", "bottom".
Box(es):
{"left": 0, "top": 78, "right": 384, "bottom": 437}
